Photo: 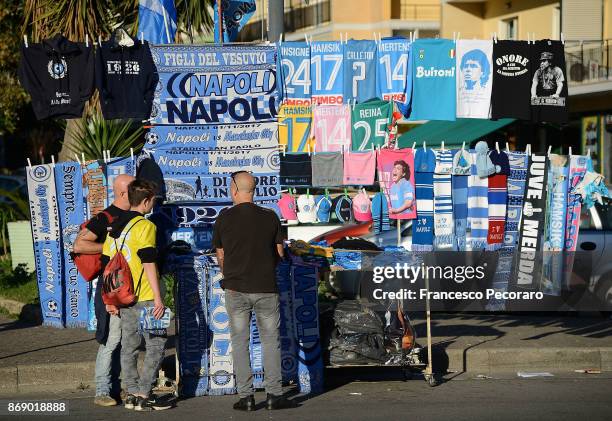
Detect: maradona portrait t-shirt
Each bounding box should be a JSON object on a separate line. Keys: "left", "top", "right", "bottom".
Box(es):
{"left": 530, "top": 39, "right": 568, "bottom": 123}
{"left": 456, "top": 39, "right": 493, "bottom": 119}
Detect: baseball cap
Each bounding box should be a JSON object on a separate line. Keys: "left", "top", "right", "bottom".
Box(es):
{"left": 315, "top": 195, "right": 332, "bottom": 223}
{"left": 332, "top": 195, "right": 353, "bottom": 223}
{"left": 278, "top": 192, "right": 297, "bottom": 221}
{"left": 452, "top": 149, "right": 472, "bottom": 175}
{"left": 297, "top": 194, "right": 317, "bottom": 224}
{"left": 352, "top": 189, "right": 372, "bottom": 222}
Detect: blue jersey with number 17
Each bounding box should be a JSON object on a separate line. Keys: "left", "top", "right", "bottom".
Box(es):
{"left": 377, "top": 37, "right": 411, "bottom": 112}
{"left": 278, "top": 41, "right": 311, "bottom": 104}
{"left": 344, "top": 40, "right": 377, "bottom": 103}
{"left": 310, "top": 41, "right": 344, "bottom": 105}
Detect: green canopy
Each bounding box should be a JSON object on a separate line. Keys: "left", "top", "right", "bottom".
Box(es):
{"left": 397, "top": 118, "right": 515, "bottom": 148}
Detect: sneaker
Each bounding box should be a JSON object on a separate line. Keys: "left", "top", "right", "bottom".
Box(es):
{"left": 266, "top": 393, "right": 298, "bottom": 410}
{"left": 124, "top": 394, "right": 137, "bottom": 410}
{"left": 94, "top": 395, "right": 117, "bottom": 407}
{"left": 135, "top": 395, "right": 173, "bottom": 411}
{"left": 233, "top": 395, "right": 255, "bottom": 411}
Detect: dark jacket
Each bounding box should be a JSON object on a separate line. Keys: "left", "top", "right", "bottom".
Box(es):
{"left": 95, "top": 33, "right": 159, "bottom": 120}
{"left": 18, "top": 34, "right": 94, "bottom": 119}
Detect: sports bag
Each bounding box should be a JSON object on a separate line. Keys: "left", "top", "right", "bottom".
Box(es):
{"left": 72, "top": 210, "right": 115, "bottom": 282}
{"left": 101, "top": 218, "right": 145, "bottom": 307}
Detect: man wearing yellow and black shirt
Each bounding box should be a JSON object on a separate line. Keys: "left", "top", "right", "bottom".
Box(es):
{"left": 102, "top": 179, "right": 170, "bottom": 412}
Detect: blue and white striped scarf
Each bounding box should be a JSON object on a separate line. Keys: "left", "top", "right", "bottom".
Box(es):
{"left": 433, "top": 149, "right": 454, "bottom": 249}
{"left": 412, "top": 148, "right": 436, "bottom": 251}
{"left": 503, "top": 152, "right": 529, "bottom": 248}
{"left": 467, "top": 151, "right": 488, "bottom": 250}
{"left": 451, "top": 155, "right": 469, "bottom": 251}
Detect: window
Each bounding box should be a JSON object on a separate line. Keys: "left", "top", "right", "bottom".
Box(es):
{"left": 501, "top": 17, "right": 518, "bottom": 40}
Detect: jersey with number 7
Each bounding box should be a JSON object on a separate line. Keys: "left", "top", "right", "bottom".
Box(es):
{"left": 351, "top": 100, "right": 393, "bottom": 151}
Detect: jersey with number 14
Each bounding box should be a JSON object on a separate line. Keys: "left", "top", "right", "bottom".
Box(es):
{"left": 310, "top": 41, "right": 344, "bottom": 105}
{"left": 377, "top": 37, "right": 411, "bottom": 106}
{"left": 278, "top": 104, "right": 313, "bottom": 152}
{"left": 313, "top": 104, "right": 351, "bottom": 152}
{"left": 351, "top": 100, "right": 392, "bottom": 151}
{"left": 344, "top": 40, "right": 377, "bottom": 103}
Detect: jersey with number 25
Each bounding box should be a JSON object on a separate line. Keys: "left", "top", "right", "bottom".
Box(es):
{"left": 351, "top": 99, "right": 392, "bottom": 151}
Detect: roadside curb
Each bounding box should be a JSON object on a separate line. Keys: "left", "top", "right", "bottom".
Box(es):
{"left": 1, "top": 346, "right": 611, "bottom": 395}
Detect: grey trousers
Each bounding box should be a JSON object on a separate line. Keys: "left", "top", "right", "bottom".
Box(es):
{"left": 120, "top": 300, "right": 166, "bottom": 396}
{"left": 224, "top": 290, "right": 282, "bottom": 397}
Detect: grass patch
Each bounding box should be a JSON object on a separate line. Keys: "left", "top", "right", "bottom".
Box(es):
{"left": 0, "top": 258, "right": 38, "bottom": 304}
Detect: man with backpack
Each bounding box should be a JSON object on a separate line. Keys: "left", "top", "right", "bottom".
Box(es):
{"left": 73, "top": 174, "right": 134, "bottom": 407}
{"left": 102, "top": 179, "right": 171, "bottom": 411}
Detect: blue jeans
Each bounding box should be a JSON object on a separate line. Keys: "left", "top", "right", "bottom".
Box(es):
{"left": 94, "top": 314, "right": 122, "bottom": 396}
{"left": 120, "top": 300, "right": 167, "bottom": 396}
{"left": 224, "top": 290, "right": 282, "bottom": 397}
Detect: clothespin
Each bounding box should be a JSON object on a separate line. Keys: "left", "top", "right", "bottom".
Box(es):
{"left": 85, "top": 34, "right": 89, "bottom": 47}
{"left": 423, "top": 141, "right": 426, "bottom": 151}
{"left": 461, "top": 141, "right": 466, "bottom": 151}
{"left": 325, "top": 188, "right": 329, "bottom": 198}
{"left": 74, "top": 153, "right": 81, "bottom": 165}
{"left": 494, "top": 32, "right": 498, "bottom": 43}
{"left": 27, "top": 158, "right": 32, "bottom": 168}
{"left": 344, "top": 187, "right": 348, "bottom": 198}
{"left": 373, "top": 32, "right": 378, "bottom": 43}
{"left": 547, "top": 145, "right": 552, "bottom": 157}
{"left": 341, "top": 144, "right": 345, "bottom": 155}
{"left": 98, "top": 35, "right": 102, "bottom": 47}
{"left": 339, "top": 33, "right": 343, "bottom": 44}
{"left": 130, "top": 148, "right": 134, "bottom": 161}
{"left": 306, "top": 188, "right": 310, "bottom": 198}
{"left": 352, "top": 100, "right": 356, "bottom": 111}
{"left": 307, "top": 144, "right": 311, "bottom": 156}
{"left": 526, "top": 144, "right": 531, "bottom": 155}
{"left": 23, "top": 35, "right": 28, "bottom": 48}
{"left": 569, "top": 146, "right": 573, "bottom": 157}
{"left": 587, "top": 148, "right": 591, "bottom": 157}
{"left": 495, "top": 142, "right": 500, "bottom": 153}
{"left": 140, "top": 32, "right": 144, "bottom": 43}
{"left": 561, "top": 32, "right": 565, "bottom": 45}
{"left": 411, "top": 142, "right": 416, "bottom": 151}
{"left": 344, "top": 32, "right": 348, "bottom": 44}
{"left": 378, "top": 32, "right": 382, "bottom": 42}
{"left": 81, "top": 153, "right": 85, "bottom": 164}
{"left": 441, "top": 141, "right": 445, "bottom": 151}
{"left": 51, "top": 155, "right": 55, "bottom": 168}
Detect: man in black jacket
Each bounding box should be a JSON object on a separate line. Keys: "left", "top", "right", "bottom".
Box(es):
{"left": 74, "top": 174, "right": 134, "bottom": 406}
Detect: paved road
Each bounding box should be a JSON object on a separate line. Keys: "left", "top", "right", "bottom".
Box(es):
{"left": 3, "top": 376, "right": 612, "bottom": 421}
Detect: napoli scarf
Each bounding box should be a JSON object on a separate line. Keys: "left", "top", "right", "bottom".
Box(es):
{"left": 249, "top": 313, "right": 264, "bottom": 389}
{"left": 171, "top": 254, "right": 209, "bottom": 396}
{"left": 542, "top": 154, "right": 568, "bottom": 296}
{"left": 291, "top": 259, "right": 324, "bottom": 394}
{"left": 55, "top": 162, "right": 89, "bottom": 328}
{"left": 412, "top": 148, "right": 436, "bottom": 251}
{"left": 207, "top": 257, "right": 237, "bottom": 395}
{"left": 503, "top": 152, "right": 529, "bottom": 248}
{"left": 452, "top": 163, "right": 468, "bottom": 251}
{"left": 276, "top": 261, "right": 297, "bottom": 384}
{"left": 27, "top": 164, "right": 64, "bottom": 328}
{"left": 433, "top": 149, "right": 454, "bottom": 249}
{"left": 467, "top": 151, "right": 488, "bottom": 250}
{"left": 564, "top": 155, "right": 589, "bottom": 286}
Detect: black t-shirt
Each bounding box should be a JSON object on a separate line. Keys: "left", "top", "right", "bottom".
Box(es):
{"left": 85, "top": 204, "right": 126, "bottom": 243}
{"left": 530, "top": 39, "right": 568, "bottom": 124}
{"left": 212, "top": 203, "right": 284, "bottom": 293}
{"left": 491, "top": 40, "right": 532, "bottom": 120}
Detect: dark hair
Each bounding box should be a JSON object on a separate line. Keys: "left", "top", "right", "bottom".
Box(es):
{"left": 128, "top": 179, "right": 157, "bottom": 206}
{"left": 393, "top": 160, "right": 411, "bottom": 182}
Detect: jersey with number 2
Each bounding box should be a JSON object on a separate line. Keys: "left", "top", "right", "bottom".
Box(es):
{"left": 351, "top": 100, "right": 392, "bottom": 151}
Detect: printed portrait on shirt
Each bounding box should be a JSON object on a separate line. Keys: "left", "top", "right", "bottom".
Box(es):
{"left": 531, "top": 51, "right": 566, "bottom": 106}
{"left": 377, "top": 149, "right": 416, "bottom": 220}
{"left": 458, "top": 48, "right": 491, "bottom": 101}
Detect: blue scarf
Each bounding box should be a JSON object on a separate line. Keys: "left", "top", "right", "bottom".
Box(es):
{"left": 451, "top": 161, "right": 468, "bottom": 251}
{"left": 412, "top": 148, "right": 436, "bottom": 251}
{"left": 277, "top": 260, "right": 298, "bottom": 384}
{"left": 27, "top": 164, "right": 64, "bottom": 328}
{"left": 55, "top": 162, "right": 89, "bottom": 328}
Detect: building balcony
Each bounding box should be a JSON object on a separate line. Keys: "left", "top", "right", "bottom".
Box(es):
{"left": 392, "top": 1, "right": 441, "bottom": 21}
{"left": 565, "top": 39, "right": 612, "bottom": 96}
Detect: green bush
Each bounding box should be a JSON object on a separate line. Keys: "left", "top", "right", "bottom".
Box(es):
{"left": 0, "top": 258, "right": 38, "bottom": 304}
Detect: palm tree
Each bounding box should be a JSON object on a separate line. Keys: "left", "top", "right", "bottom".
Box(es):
{"left": 22, "top": 0, "right": 213, "bottom": 161}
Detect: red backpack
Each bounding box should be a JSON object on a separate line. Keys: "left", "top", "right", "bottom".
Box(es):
{"left": 72, "top": 210, "right": 115, "bottom": 282}
{"left": 101, "top": 218, "right": 145, "bottom": 307}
